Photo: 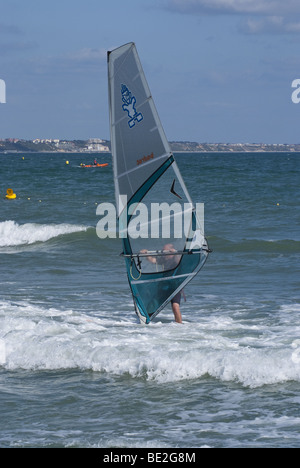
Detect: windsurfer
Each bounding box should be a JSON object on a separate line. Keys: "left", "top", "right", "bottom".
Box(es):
{"left": 140, "top": 243, "right": 183, "bottom": 323}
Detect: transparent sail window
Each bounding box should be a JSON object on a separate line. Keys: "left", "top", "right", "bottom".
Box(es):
{"left": 127, "top": 164, "right": 193, "bottom": 273}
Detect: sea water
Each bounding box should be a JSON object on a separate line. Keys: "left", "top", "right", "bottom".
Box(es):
{"left": 0, "top": 152, "right": 299, "bottom": 448}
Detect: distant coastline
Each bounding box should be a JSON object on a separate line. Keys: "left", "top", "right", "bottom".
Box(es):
{"left": 1, "top": 138, "right": 300, "bottom": 153}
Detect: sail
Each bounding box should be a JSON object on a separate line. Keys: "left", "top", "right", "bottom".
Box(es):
{"left": 108, "top": 42, "right": 209, "bottom": 324}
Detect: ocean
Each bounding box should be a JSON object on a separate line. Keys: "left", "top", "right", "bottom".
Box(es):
{"left": 0, "top": 151, "right": 299, "bottom": 448}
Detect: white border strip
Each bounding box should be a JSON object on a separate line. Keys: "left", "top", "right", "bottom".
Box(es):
{"left": 133, "top": 272, "right": 195, "bottom": 284}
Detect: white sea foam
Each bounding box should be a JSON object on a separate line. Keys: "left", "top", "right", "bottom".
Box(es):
{"left": 1, "top": 299, "right": 300, "bottom": 388}
{"left": 0, "top": 220, "right": 87, "bottom": 248}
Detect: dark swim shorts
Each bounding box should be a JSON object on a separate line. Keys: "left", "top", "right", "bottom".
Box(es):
{"left": 171, "top": 291, "right": 181, "bottom": 305}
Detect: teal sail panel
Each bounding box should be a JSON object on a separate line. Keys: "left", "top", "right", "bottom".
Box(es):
{"left": 107, "top": 43, "right": 209, "bottom": 323}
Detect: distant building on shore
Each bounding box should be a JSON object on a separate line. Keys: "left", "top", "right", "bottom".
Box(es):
{"left": 87, "top": 139, "right": 109, "bottom": 152}
{"left": 1, "top": 138, "right": 299, "bottom": 153}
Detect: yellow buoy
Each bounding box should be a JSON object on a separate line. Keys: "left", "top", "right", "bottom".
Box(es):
{"left": 66, "top": 160, "right": 69, "bottom": 165}
{"left": 5, "top": 188, "right": 16, "bottom": 200}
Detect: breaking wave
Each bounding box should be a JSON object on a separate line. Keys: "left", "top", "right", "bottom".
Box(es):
{"left": 0, "top": 220, "right": 88, "bottom": 248}
{"left": 1, "top": 299, "right": 300, "bottom": 388}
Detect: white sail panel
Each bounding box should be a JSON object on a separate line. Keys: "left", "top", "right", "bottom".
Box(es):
{"left": 108, "top": 43, "right": 172, "bottom": 212}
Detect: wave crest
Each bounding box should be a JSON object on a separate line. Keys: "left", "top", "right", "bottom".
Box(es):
{"left": 1, "top": 300, "right": 300, "bottom": 388}
{"left": 0, "top": 220, "right": 88, "bottom": 248}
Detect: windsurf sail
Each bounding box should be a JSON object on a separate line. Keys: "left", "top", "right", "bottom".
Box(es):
{"left": 107, "top": 42, "right": 210, "bottom": 324}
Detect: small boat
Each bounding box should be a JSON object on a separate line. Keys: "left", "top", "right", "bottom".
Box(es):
{"left": 80, "top": 163, "right": 108, "bottom": 168}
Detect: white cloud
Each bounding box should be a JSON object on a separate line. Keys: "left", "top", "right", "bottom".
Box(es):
{"left": 165, "top": 0, "right": 300, "bottom": 33}
{"left": 239, "top": 15, "right": 300, "bottom": 34}
{"left": 66, "top": 47, "right": 107, "bottom": 62}
{"left": 166, "top": 0, "right": 300, "bottom": 15}
{"left": 27, "top": 47, "right": 107, "bottom": 76}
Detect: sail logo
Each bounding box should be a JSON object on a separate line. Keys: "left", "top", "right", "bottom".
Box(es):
{"left": 0, "top": 79, "right": 6, "bottom": 104}
{"left": 121, "top": 84, "right": 143, "bottom": 128}
{"left": 137, "top": 152, "right": 154, "bottom": 166}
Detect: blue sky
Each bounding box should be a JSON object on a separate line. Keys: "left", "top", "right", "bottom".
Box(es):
{"left": 1, "top": 0, "right": 300, "bottom": 143}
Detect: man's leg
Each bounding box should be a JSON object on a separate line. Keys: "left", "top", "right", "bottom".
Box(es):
{"left": 172, "top": 302, "right": 182, "bottom": 323}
